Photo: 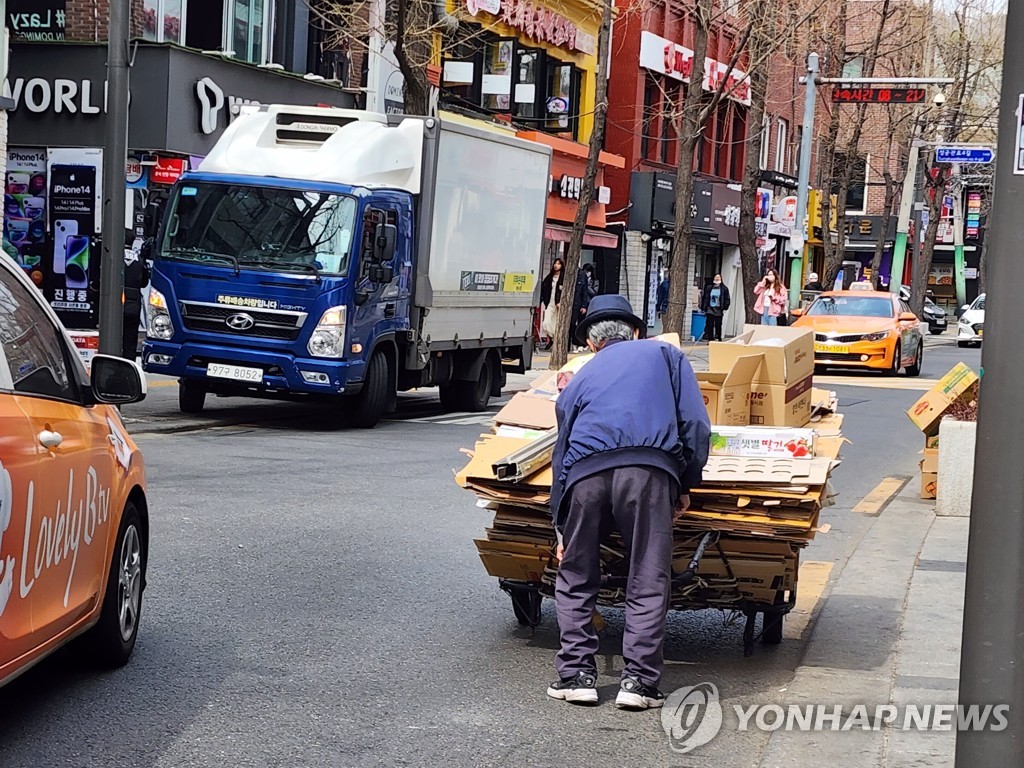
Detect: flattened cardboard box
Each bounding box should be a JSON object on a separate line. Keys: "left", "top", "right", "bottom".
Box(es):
{"left": 697, "top": 353, "right": 763, "bottom": 426}
{"left": 906, "top": 362, "right": 979, "bottom": 435}
{"left": 921, "top": 447, "right": 939, "bottom": 475}
{"left": 710, "top": 325, "right": 815, "bottom": 387}
{"left": 493, "top": 392, "right": 557, "bottom": 430}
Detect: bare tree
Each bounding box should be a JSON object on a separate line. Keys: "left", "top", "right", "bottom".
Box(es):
{"left": 548, "top": 0, "right": 613, "bottom": 368}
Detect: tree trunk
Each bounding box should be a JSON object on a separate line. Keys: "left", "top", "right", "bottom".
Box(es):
{"left": 548, "top": 0, "right": 612, "bottom": 369}
{"left": 913, "top": 161, "right": 947, "bottom": 316}
{"left": 662, "top": 0, "right": 711, "bottom": 337}
{"left": 738, "top": 24, "right": 770, "bottom": 324}
{"left": 872, "top": 170, "right": 897, "bottom": 288}
{"left": 394, "top": 0, "right": 430, "bottom": 114}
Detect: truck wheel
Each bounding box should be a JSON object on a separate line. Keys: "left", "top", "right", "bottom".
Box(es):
{"left": 456, "top": 358, "right": 493, "bottom": 412}
{"left": 179, "top": 380, "right": 207, "bottom": 414}
{"left": 346, "top": 351, "right": 389, "bottom": 429}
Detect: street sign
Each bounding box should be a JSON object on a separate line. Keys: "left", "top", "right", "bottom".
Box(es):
{"left": 935, "top": 146, "right": 994, "bottom": 164}
{"left": 831, "top": 87, "right": 927, "bottom": 104}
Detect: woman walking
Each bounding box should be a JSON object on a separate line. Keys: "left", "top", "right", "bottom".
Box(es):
{"left": 699, "top": 274, "right": 731, "bottom": 341}
{"left": 753, "top": 268, "right": 788, "bottom": 326}
{"left": 540, "top": 258, "right": 564, "bottom": 349}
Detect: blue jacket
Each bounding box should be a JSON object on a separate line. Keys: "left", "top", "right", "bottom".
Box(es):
{"left": 550, "top": 339, "right": 711, "bottom": 534}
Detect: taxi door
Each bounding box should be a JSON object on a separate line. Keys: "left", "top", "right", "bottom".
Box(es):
{"left": 0, "top": 267, "right": 117, "bottom": 647}
{"left": 0, "top": 396, "right": 43, "bottom": 674}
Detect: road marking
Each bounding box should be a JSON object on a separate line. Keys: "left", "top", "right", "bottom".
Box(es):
{"left": 784, "top": 560, "right": 834, "bottom": 641}
{"left": 815, "top": 376, "right": 936, "bottom": 391}
{"left": 852, "top": 476, "right": 908, "bottom": 515}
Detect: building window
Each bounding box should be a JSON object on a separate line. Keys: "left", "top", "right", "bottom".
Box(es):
{"left": 641, "top": 78, "right": 657, "bottom": 160}
{"left": 482, "top": 39, "right": 515, "bottom": 112}
{"left": 793, "top": 125, "right": 803, "bottom": 176}
{"left": 759, "top": 115, "right": 771, "bottom": 170}
{"left": 775, "top": 118, "right": 788, "bottom": 172}
{"left": 545, "top": 61, "right": 578, "bottom": 137}
{"left": 730, "top": 109, "right": 746, "bottom": 181}
{"left": 225, "top": 0, "right": 275, "bottom": 64}
{"left": 143, "top": 0, "right": 186, "bottom": 44}
{"left": 659, "top": 84, "right": 678, "bottom": 164}
{"left": 514, "top": 47, "right": 542, "bottom": 120}
{"left": 832, "top": 151, "right": 868, "bottom": 213}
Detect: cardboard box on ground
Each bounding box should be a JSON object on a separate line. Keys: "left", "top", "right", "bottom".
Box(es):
{"left": 457, "top": 332, "right": 845, "bottom": 614}
{"left": 906, "top": 363, "right": 980, "bottom": 499}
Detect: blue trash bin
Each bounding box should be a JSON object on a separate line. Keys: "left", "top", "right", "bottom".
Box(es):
{"left": 691, "top": 310, "right": 707, "bottom": 342}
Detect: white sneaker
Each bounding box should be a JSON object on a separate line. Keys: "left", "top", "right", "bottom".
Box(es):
{"left": 547, "top": 672, "right": 599, "bottom": 705}
{"left": 615, "top": 676, "right": 666, "bottom": 710}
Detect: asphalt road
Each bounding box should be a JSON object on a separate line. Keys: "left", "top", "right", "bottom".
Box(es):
{"left": 0, "top": 337, "right": 981, "bottom": 768}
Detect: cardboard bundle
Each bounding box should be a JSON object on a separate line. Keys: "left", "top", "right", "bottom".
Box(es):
{"left": 456, "top": 336, "right": 844, "bottom": 609}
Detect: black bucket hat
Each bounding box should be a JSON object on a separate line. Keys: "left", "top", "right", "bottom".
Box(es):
{"left": 575, "top": 294, "right": 647, "bottom": 344}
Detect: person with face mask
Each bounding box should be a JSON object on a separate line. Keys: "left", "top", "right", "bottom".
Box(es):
{"left": 699, "top": 274, "right": 731, "bottom": 341}
{"left": 753, "top": 268, "right": 788, "bottom": 326}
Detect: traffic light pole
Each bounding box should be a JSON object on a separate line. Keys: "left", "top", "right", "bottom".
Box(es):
{"left": 98, "top": 0, "right": 130, "bottom": 356}
{"left": 788, "top": 51, "right": 818, "bottom": 307}
{"left": 955, "top": 0, "right": 1024, "bottom": 762}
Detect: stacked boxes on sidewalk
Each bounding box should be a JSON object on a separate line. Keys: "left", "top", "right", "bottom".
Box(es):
{"left": 456, "top": 328, "right": 844, "bottom": 619}
{"left": 905, "top": 362, "right": 980, "bottom": 500}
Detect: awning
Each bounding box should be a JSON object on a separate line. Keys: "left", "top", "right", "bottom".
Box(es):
{"left": 544, "top": 224, "right": 619, "bottom": 249}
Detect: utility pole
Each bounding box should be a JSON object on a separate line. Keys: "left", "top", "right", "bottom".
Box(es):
{"left": 787, "top": 51, "right": 818, "bottom": 307}
{"left": 98, "top": 0, "right": 130, "bottom": 356}
{"left": 365, "top": 0, "right": 385, "bottom": 112}
{"left": 951, "top": 164, "right": 967, "bottom": 307}
{"left": 890, "top": 132, "right": 920, "bottom": 295}
{"left": 955, "top": 0, "right": 1024, "bottom": 761}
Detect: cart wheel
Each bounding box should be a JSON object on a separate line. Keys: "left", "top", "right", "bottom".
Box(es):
{"left": 762, "top": 595, "right": 786, "bottom": 645}
{"left": 509, "top": 588, "right": 542, "bottom": 627}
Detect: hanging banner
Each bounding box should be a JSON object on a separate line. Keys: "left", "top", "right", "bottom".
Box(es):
{"left": 4, "top": 147, "right": 48, "bottom": 274}
{"left": 46, "top": 147, "right": 103, "bottom": 328}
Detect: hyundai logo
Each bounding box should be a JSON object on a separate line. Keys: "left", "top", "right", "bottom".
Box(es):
{"left": 226, "top": 312, "right": 255, "bottom": 331}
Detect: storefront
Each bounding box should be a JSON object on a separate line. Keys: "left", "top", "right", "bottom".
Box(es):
{"left": 3, "top": 41, "right": 355, "bottom": 329}
{"left": 441, "top": 0, "right": 601, "bottom": 144}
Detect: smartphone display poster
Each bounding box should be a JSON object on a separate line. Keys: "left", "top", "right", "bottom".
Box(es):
{"left": 47, "top": 148, "right": 103, "bottom": 328}
{"left": 4, "top": 148, "right": 48, "bottom": 272}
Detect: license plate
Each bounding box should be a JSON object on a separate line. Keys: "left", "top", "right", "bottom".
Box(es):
{"left": 207, "top": 363, "right": 263, "bottom": 383}
{"left": 815, "top": 343, "right": 848, "bottom": 355}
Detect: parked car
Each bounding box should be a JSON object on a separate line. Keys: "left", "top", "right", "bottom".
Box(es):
{"left": 791, "top": 290, "right": 924, "bottom": 376}
{"left": 957, "top": 293, "right": 986, "bottom": 347}
{"left": 0, "top": 256, "right": 149, "bottom": 689}
{"left": 898, "top": 287, "right": 948, "bottom": 335}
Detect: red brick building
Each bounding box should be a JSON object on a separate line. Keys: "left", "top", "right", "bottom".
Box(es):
{"left": 603, "top": 2, "right": 803, "bottom": 336}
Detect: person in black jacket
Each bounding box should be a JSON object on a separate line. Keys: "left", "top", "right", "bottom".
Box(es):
{"left": 699, "top": 274, "right": 731, "bottom": 341}
{"left": 568, "top": 263, "right": 598, "bottom": 350}
{"left": 122, "top": 232, "right": 151, "bottom": 360}
{"left": 547, "top": 295, "right": 710, "bottom": 709}
{"left": 539, "top": 259, "right": 564, "bottom": 349}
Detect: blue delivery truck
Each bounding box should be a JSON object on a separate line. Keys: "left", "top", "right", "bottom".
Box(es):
{"left": 142, "top": 106, "right": 552, "bottom": 427}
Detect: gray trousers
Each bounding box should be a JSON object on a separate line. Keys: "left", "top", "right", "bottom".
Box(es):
{"left": 555, "top": 466, "right": 675, "bottom": 686}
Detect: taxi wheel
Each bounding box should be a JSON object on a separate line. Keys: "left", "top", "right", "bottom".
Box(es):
{"left": 88, "top": 502, "right": 145, "bottom": 668}
{"left": 907, "top": 343, "right": 923, "bottom": 377}
{"left": 889, "top": 342, "right": 902, "bottom": 376}
{"left": 179, "top": 379, "right": 207, "bottom": 414}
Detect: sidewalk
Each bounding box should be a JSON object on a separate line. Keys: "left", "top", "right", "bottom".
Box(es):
{"left": 759, "top": 485, "right": 968, "bottom": 768}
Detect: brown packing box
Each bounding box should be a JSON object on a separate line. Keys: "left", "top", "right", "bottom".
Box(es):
{"left": 921, "top": 448, "right": 939, "bottom": 475}
{"left": 749, "top": 376, "right": 814, "bottom": 427}
{"left": 477, "top": 550, "right": 550, "bottom": 581}
{"left": 696, "top": 353, "right": 763, "bottom": 426}
{"left": 906, "top": 362, "right": 979, "bottom": 435}
{"left": 710, "top": 325, "right": 815, "bottom": 387}
{"left": 926, "top": 434, "right": 940, "bottom": 450}
{"left": 920, "top": 461, "right": 938, "bottom": 500}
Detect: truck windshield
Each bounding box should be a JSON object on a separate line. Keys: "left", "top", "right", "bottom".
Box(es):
{"left": 161, "top": 182, "right": 356, "bottom": 276}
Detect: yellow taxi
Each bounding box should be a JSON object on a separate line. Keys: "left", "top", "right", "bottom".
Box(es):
{"left": 0, "top": 256, "right": 149, "bottom": 688}
{"left": 792, "top": 289, "right": 924, "bottom": 376}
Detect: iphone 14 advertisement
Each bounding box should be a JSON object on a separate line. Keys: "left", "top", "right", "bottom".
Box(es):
{"left": 48, "top": 164, "right": 98, "bottom": 327}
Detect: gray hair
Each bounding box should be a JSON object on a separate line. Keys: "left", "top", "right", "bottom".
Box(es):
{"left": 587, "top": 319, "right": 635, "bottom": 348}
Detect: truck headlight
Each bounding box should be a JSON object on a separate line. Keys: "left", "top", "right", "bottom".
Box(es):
{"left": 147, "top": 288, "right": 173, "bottom": 340}
{"left": 308, "top": 305, "right": 347, "bottom": 358}
{"left": 862, "top": 331, "right": 890, "bottom": 342}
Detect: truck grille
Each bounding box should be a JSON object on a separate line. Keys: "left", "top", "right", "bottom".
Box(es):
{"left": 179, "top": 301, "right": 307, "bottom": 341}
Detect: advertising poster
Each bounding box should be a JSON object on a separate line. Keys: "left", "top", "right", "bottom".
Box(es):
{"left": 46, "top": 148, "right": 103, "bottom": 328}
{"left": 4, "top": 148, "right": 48, "bottom": 273}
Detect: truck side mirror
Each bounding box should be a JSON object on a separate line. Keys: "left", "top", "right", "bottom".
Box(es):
{"left": 374, "top": 223, "right": 397, "bottom": 264}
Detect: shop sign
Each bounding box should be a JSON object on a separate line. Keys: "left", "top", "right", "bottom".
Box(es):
{"left": 3, "top": 76, "right": 107, "bottom": 114}
{"left": 151, "top": 157, "right": 187, "bottom": 185}
{"left": 710, "top": 182, "right": 741, "bottom": 245}
{"left": 755, "top": 187, "right": 773, "bottom": 247}
{"left": 9, "top": 1, "right": 66, "bottom": 42}
{"left": 638, "top": 31, "right": 751, "bottom": 106}
{"left": 498, "top": 0, "right": 583, "bottom": 54}
{"left": 555, "top": 174, "right": 583, "bottom": 200}
{"left": 125, "top": 158, "right": 144, "bottom": 184}
{"left": 465, "top": 0, "right": 501, "bottom": 17}
{"left": 195, "top": 77, "right": 262, "bottom": 135}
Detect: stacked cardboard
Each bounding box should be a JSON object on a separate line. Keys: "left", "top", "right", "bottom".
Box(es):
{"left": 456, "top": 332, "right": 843, "bottom": 612}
{"left": 905, "top": 363, "right": 979, "bottom": 500}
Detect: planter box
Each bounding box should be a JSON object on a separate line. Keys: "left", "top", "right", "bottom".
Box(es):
{"left": 936, "top": 418, "right": 977, "bottom": 517}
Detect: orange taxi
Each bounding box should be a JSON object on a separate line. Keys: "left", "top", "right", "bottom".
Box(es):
{"left": 792, "top": 289, "right": 924, "bottom": 375}
{"left": 0, "top": 256, "right": 149, "bottom": 688}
